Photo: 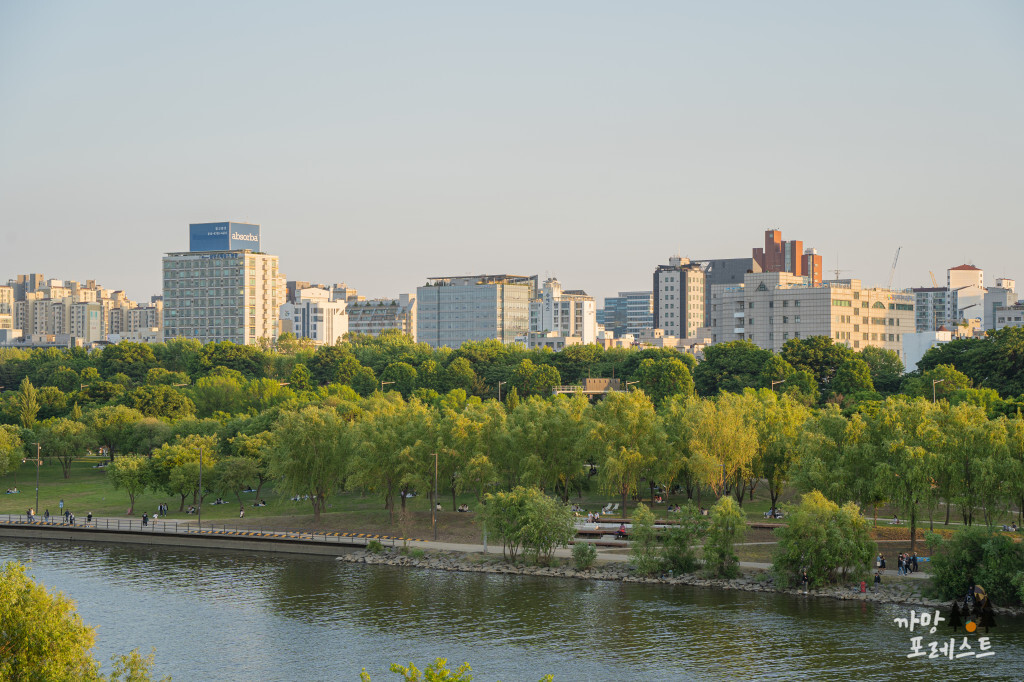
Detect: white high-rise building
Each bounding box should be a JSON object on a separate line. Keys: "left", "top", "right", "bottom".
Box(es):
{"left": 279, "top": 287, "right": 348, "bottom": 345}
{"left": 948, "top": 264, "right": 986, "bottom": 321}
{"left": 653, "top": 256, "right": 706, "bottom": 338}
{"left": 529, "top": 278, "right": 597, "bottom": 345}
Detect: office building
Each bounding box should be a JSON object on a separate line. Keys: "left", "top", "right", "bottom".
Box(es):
{"left": 902, "top": 328, "right": 954, "bottom": 373}
{"left": 993, "top": 304, "right": 1024, "bottom": 331}
{"left": 417, "top": 274, "right": 537, "bottom": 349}
{"left": 601, "top": 291, "right": 653, "bottom": 338}
{"left": 279, "top": 288, "right": 348, "bottom": 345}
{"left": 163, "top": 223, "right": 285, "bottom": 345}
{"left": 653, "top": 256, "right": 706, "bottom": 339}
{"left": 709, "top": 272, "right": 915, "bottom": 359}
{"left": 346, "top": 294, "right": 417, "bottom": 340}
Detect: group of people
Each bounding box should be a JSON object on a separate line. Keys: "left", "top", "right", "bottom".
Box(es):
{"left": 457, "top": 503, "right": 471, "bottom": 512}
{"left": 6, "top": 487, "right": 20, "bottom": 494}
{"left": 875, "top": 552, "right": 919, "bottom": 575}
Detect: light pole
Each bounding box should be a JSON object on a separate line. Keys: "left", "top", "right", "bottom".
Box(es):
{"left": 197, "top": 445, "right": 202, "bottom": 532}
{"left": 771, "top": 379, "right": 786, "bottom": 392}
{"left": 381, "top": 380, "right": 395, "bottom": 392}
{"left": 432, "top": 452, "right": 438, "bottom": 541}
{"left": 932, "top": 379, "right": 945, "bottom": 404}
{"left": 497, "top": 381, "right": 506, "bottom": 402}
{"left": 625, "top": 381, "right": 639, "bottom": 391}
{"left": 27, "top": 442, "right": 41, "bottom": 513}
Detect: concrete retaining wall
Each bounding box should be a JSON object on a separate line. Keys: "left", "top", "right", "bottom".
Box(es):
{"left": 0, "top": 525, "right": 362, "bottom": 558}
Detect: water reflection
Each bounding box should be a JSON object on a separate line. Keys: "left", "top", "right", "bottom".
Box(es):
{"left": 1, "top": 539, "right": 1021, "bottom": 681}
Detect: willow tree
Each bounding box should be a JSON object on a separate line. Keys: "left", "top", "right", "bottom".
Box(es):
{"left": 591, "top": 390, "right": 664, "bottom": 512}
{"left": 512, "top": 394, "right": 590, "bottom": 502}
{"left": 272, "top": 406, "right": 356, "bottom": 523}
{"left": 686, "top": 393, "right": 759, "bottom": 504}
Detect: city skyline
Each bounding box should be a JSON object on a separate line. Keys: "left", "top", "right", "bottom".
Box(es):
{"left": 2, "top": 2, "right": 1022, "bottom": 305}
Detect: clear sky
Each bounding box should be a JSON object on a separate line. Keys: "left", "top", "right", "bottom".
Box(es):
{"left": 1, "top": 1, "right": 1022, "bottom": 305}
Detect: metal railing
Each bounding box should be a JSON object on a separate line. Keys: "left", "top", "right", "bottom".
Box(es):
{"left": 0, "top": 514, "right": 422, "bottom": 548}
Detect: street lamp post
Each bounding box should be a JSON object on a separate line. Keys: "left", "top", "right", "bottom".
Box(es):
{"left": 432, "top": 452, "right": 438, "bottom": 541}
{"left": 381, "top": 380, "right": 395, "bottom": 392}
{"left": 198, "top": 445, "right": 202, "bottom": 532}
{"left": 771, "top": 379, "right": 786, "bottom": 391}
{"left": 625, "top": 381, "right": 639, "bottom": 391}
{"left": 497, "top": 381, "right": 506, "bottom": 402}
{"left": 932, "top": 379, "right": 945, "bottom": 404}
{"left": 33, "top": 442, "right": 40, "bottom": 513}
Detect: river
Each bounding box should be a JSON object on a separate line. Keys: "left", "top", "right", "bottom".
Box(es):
{"left": 2, "top": 539, "right": 1022, "bottom": 681}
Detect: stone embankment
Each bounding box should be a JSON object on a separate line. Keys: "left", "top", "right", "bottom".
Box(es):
{"left": 339, "top": 549, "right": 1024, "bottom": 617}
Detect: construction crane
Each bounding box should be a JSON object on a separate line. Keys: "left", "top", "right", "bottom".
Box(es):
{"left": 887, "top": 246, "right": 901, "bottom": 289}
{"left": 929, "top": 271, "right": 939, "bottom": 287}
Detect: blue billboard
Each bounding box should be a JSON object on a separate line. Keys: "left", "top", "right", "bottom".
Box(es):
{"left": 189, "top": 222, "right": 261, "bottom": 252}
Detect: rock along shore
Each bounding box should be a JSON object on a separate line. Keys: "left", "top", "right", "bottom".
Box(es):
{"left": 339, "top": 548, "right": 1024, "bottom": 617}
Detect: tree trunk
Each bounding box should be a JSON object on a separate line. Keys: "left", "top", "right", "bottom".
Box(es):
{"left": 387, "top": 492, "right": 394, "bottom": 524}
{"left": 179, "top": 494, "right": 186, "bottom": 512}
{"left": 621, "top": 489, "right": 627, "bottom": 518}
{"left": 400, "top": 488, "right": 408, "bottom": 517}
{"left": 944, "top": 500, "right": 950, "bottom": 525}
{"left": 313, "top": 495, "right": 322, "bottom": 523}
{"left": 451, "top": 483, "right": 457, "bottom": 512}
{"left": 128, "top": 493, "right": 135, "bottom": 515}
{"left": 909, "top": 506, "right": 917, "bottom": 556}
{"left": 650, "top": 480, "right": 656, "bottom": 506}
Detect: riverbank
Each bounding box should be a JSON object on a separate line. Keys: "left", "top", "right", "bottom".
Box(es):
{"left": 340, "top": 547, "right": 1024, "bottom": 617}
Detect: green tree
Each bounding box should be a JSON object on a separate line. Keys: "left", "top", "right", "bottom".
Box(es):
{"left": 592, "top": 390, "right": 664, "bottom": 512}
{"left": 780, "top": 335, "right": 854, "bottom": 394}
{"left": 107, "top": 455, "right": 150, "bottom": 515}
{"left": 288, "top": 363, "right": 313, "bottom": 391}
{"left": 212, "top": 456, "right": 259, "bottom": 507}
{"left": 16, "top": 377, "right": 39, "bottom": 429}
{"left": 150, "top": 434, "right": 218, "bottom": 510}
{"left": 927, "top": 526, "right": 1024, "bottom": 606}
{"left": 444, "top": 357, "right": 479, "bottom": 394}
{"left": 0, "top": 561, "right": 101, "bottom": 681}
{"left": 381, "top": 361, "right": 419, "bottom": 397}
{"left": 704, "top": 496, "right": 745, "bottom": 578}
{"left": 520, "top": 489, "right": 576, "bottom": 564}
{"left": 831, "top": 358, "right": 875, "bottom": 398}
{"left": 0, "top": 562, "right": 167, "bottom": 681}
{"left": 629, "top": 503, "right": 660, "bottom": 575}
{"left": 98, "top": 342, "right": 158, "bottom": 382}
{"left": 83, "top": 405, "right": 144, "bottom": 459}
{"left": 190, "top": 373, "right": 248, "bottom": 417}
{"left": 0, "top": 424, "right": 24, "bottom": 478}
{"left": 692, "top": 341, "right": 772, "bottom": 396}
{"left": 272, "top": 406, "right": 355, "bottom": 522}
{"left": 772, "top": 491, "right": 874, "bottom": 588}
{"left": 36, "top": 418, "right": 95, "bottom": 479}
{"left": 121, "top": 385, "right": 195, "bottom": 419}
{"left": 510, "top": 359, "right": 561, "bottom": 398}
{"left": 634, "top": 357, "right": 694, "bottom": 405}
{"left": 144, "top": 367, "right": 190, "bottom": 387}
{"left": 349, "top": 396, "right": 432, "bottom": 523}
{"left": 662, "top": 503, "right": 708, "bottom": 573}
{"left": 511, "top": 395, "right": 590, "bottom": 502}
{"left": 752, "top": 391, "right": 809, "bottom": 510}
{"left": 859, "top": 346, "right": 904, "bottom": 394}
{"left": 686, "top": 393, "right": 759, "bottom": 503}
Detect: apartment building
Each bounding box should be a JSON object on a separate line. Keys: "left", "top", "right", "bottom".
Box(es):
{"left": 0, "top": 286, "right": 12, "bottom": 315}
{"left": 163, "top": 222, "right": 284, "bottom": 345}
{"left": 948, "top": 264, "right": 986, "bottom": 321}
{"left": 983, "top": 278, "right": 1016, "bottom": 330}
{"left": 417, "top": 274, "right": 537, "bottom": 349}
{"left": 530, "top": 278, "right": 597, "bottom": 345}
{"left": 346, "top": 294, "right": 417, "bottom": 340}
{"left": 912, "top": 287, "right": 958, "bottom": 332}
{"left": 279, "top": 287, "right": 348, "bottom": 345}
{"left": 709, "top": 272, "right": 915, "bottom": 359}
{"left": 653, "top": 256, "right": 705, "bottom": 339}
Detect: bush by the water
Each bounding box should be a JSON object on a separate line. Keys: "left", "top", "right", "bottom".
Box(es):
{"left": 704, "top": 496, "right": 746, "bottom": 578}
{"left": 927, "top": 527, "right": 1024, "bottom": 606}
{"left": 572, "top": 541, "right": 597, "bottom": 570}
{"left": 367, "top": 539, "right": 384, "bottom": 554}
{"left": 772, "top": 491, "right": 874, "bottom": 588}
{"left": 630, "top": 503, "right": 661, "bottom": 575}
{"left": 662, "top": 503, "right": 708, "bottom": 574}
{"left": 479, "top": 486, "right": 575, "bottom": 563}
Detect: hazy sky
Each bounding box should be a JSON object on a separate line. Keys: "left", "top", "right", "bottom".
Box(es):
{"left": 2, "top": 1, "right": 1022, "bottom": 305}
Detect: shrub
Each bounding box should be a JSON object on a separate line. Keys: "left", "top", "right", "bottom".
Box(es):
{"left": 927, "top": 527, "right": 1024, "bottom": 606}
{"left": 704, "top": 496, "right": 745, "bottom": 578}
{"left": 630, "top": 503, "right": 661, "bottom": 575}
{"left": 572, "top": 541, "right": 597, "bottom": 570}
{"left": 481, "top": 486, "right": 575, "bottom": 563}
{"left": 409, "top": 548, "right": 426, "bottom": 559}
{"left": 662, "top": 503, "right": 708, "bottom": 574}
{"left": 772, "top": 491, "right": 875, "bottom": 588}
{"left": 367, "top": 539, "right": 384, "bottom": 554}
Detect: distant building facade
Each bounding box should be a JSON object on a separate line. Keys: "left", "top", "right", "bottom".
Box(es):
{"left": 163, "top": 223, "right": 284, "bottom": 345}
{"left": 653, "top": 256, "right": 706, "bottom": 339}
{"left": 279, "top": 287, "right": 348, "bottom": 345}
{"left": 913, "top": 287, "right": 958, "bottom": 332}
{"left": 529, "top": 278, "right": 597, "bottom": 345}
{"left": 346, "top": 294, "right": 417, "bottom": 340}
{"left": 709, "top": 272, "right": 915, "bottom": 359}
{"left": 601, "top": 291, "right": 653, "bottom": 337}
{"left": 752, "top": 229, "right": 823, "bottom": 285}
{"left": 417, "top": 275, "right": 537, "bottom": 349}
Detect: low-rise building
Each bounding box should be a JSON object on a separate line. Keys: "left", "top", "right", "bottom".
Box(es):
{"left": 530, "top": 278, "right": 597, "bottom": 345}
{"left": 902, "top": 327, "right": 954, "bottom": 373}
{"left": 709, "top": 272, "right": 915, "bottom": 360}
{"left": 346, "top": 294, "right": 417, "bottom": 340}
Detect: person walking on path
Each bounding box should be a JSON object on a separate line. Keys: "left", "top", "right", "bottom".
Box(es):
{"left": 142, "top": 512, "right": 148, "bottom": 527}
{"left": 43, "top": 509, "right": 49, "bottom": 522}
{"left": 802, "top": 570, "right": 809, "bottom": 594}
